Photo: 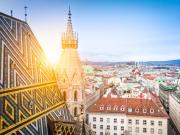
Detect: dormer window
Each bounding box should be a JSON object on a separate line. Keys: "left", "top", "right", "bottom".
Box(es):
{"left": 128, "top": 107, "right": 132, "bottom": 112}
{"left": 114, "top": 106, "right": 118, "bottom": 111}
{"left": 121, "top": 105, "right": 125, "bottom": 111}
{"left": 143, "top": 108, "right": 147, "bottom": 113}
{"left": 100, "top": 106, "right": 104, "bottom": 110}
{"left": 135, "top": 108, "right": 139, "bottom": 113}
{"left": 150, "top": 108, "right": 154, "bottom": 113}
{"left": 107, "top": 105, "right": 111, "bottom": 110}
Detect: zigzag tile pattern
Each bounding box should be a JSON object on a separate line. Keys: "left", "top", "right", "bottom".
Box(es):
{"left": 0, "top": 13, "right": 72, "bottom": 135}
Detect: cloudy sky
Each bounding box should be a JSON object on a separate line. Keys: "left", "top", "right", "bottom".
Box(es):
{"left": 1, "top": 0, "right": 180, "bottom": 63}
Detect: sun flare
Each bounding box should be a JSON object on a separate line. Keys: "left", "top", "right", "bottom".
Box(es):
{"left": 46, "top": 52, "right": 59, "bottom": 66}
{"left": 43, "top": 46, "right": 60, "bottom": 66}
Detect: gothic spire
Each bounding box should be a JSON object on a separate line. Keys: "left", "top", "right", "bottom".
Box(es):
{"left": 66, "top": 5, "right": 74, "bottom": 38}
{"left": 62, "top": 6, "right": 78, "bottom": 49}
{"left": 68, "top": 5, "right": 72, "bottom": 20}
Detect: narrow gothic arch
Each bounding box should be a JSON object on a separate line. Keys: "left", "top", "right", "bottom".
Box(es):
{"left": 63, "top": 91, "right": 66, "bottom": 101}
{"left": 74, "top": 91, "right": 77, "bottom": 101}
{"left": 74, "top": 107, "right": 77, "bottom": 117}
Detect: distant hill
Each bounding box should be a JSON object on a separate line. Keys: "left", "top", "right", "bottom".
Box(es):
{"left": 144, "top": 59, "right": 180, "bottom": 66}
{"left": 82, "top": 59, "right": 180, "bottom": 66}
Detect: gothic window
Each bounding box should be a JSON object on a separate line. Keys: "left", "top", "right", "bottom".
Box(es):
{"left": 74, "top": 91, "right": 77, "bottom": 101}
{"left": 63, "top": 91, "right": 66, "bottom": 101}
{"left": 74, "top": 107, "right": 77, "bottom": 117}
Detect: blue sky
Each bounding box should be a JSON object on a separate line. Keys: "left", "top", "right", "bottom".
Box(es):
{"left": 0, "top": 0, "right": 180, "bottom": 63}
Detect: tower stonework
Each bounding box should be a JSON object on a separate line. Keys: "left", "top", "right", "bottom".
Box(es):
{"left": 57, "top": 7, "right": 85, "bottom": 121}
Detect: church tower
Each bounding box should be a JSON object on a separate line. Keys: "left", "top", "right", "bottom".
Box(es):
{"left": 57, "top": 7, "right": 84, "bottom": 121}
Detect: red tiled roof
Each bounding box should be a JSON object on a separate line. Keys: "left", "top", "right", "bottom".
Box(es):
{"left": 87, "top": 97, "right": 168, "bottom": 118}
{"left": 143, "top": 74, "right": 157, "bottom": 80}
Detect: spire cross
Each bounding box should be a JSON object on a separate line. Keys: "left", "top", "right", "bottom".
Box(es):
{"left": 10, "top": 10, "right": 13, "bottom": 17}
{"left": 68, "top": 5, "right": 72, "bottom": 19}
{"left": 24, "top": 6, "right": 28, "bottom": 22}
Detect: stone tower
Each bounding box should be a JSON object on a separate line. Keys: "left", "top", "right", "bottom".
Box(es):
{"left": 57, "top": 7, "right": 84, "bottom": 121}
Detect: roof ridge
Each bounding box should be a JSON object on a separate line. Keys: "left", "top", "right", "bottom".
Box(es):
{"left": 0, "top": 12, "right": 25, "bottom": 23}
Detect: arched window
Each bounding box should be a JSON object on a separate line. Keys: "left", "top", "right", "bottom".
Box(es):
{"left": 150, "top": 108, "right": 154, "bottom": 113}
{"left": 135, "top": 107, "right": 139, "bottom": 113}
{"left": 100, "top": 105, "right": 104, "bottom": 110}
{"left": 121, "top": 105, "right": 125, "bottom": 111}
{"left": 63, "top": 79, "right": 65, "bottom": 83}
{"left": 107, "top": 105, "right": 111, "bottom": 110}
{"left": 63, "top": 91, "right": 66, "bottom": 101}
{"left": 143, "top": 108, "right": 147, "bottom": 113}
{"left": 74, "top": 107, "right": 77, "bottom": 117}
{"left": 114, "top": 105, "right": 118, "bottom": 111}
{"left": 74, "top": 91, "right": 77, "bottom": 101}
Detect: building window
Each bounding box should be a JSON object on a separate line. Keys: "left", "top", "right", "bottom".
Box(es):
{"left": 63, "top": 78, "right": 65, "bottom": 83}
{"left": 136, "top": 120, "right": 139, "bottom": 125}
{"left": 63, "top": 91, "right": 66, "bottom": 101}
{"left": 150, "top": 128, "right": 154, "bottom": 134}
{"left": 158, "top": 129, "right": 163, "bottom": 134}
{"left": 107, "top": 118, "right": 110, "bottom": 123}
{"left": 100, "top": 132, "right": 103, "bottom": 135}
{"left": 100, "top": 117, "right": 103, "bottom": 122}
{"left": 143, "top": 128, "right": 147, "bottom": 133}
{"left": 135, "top": 108, "right": 139, "bottom": 113}
{"left": 128, "top": 107, "right": 132, "bottom": 112}
{"left": 100, "top": 106, "right": 104, "bottom": 110}
{"left": 121, "top": 119, "right": 124, "bottom": 124}
{"left": 80, "top": 104, "right": 83, "bottom": 113}
{"left": 107, "top": 125, "right": 110, "bottom": 130}
{"left": 143, "top": 108, "right": 147, "bottom": 113}
{"left": 74, "top": 91, "right": 77, "bottom": 101}
{"left": 150, "top": 108, "right": 154, "bottom": 113}
{"left": 107, "top": 106, "right": 111, "bottom": 110}
{"left": 114, "top": 118, "right": 117, "bottom": 123}
{"left": 93, "top": 124, "right": 96, "bottom": 129}
{"left": 158, "top": 121, "right": 162, "bottom": 126}
{"left": 151, "top": 120, "right": 154, "bottom": 126}
{"left": 100, "top": 125, "right": 103, "bottom": 130}
{"left": 121, "top": 126, "right": 124, "bottom": 131}
{"left": 93, "top": 117, "right": 96, "bottom": 122}
{"left": 114, "top": 106, "right": 118, "bottom": 111}
{"left": 74, "top": 107, "right": 77, "bottom": 117}
{"left": 135, "top": 127, "right": 139, "bottom": 133}
{"left": 128, "top": 127, "right": 132, "bottom": 132}
{"left": 143, "top": 120, "right": 147, "bottom": 125}
{"left": 114, "top": 133, "right": 117, "bottom": 135}
{"left": 114, "top": 126, "right": 117, "bottom": 130}
{"left": 121, "top": 105, "right": 125, "bottom": 111}
{"left": 128, "top": 119, "right": 132, "bottom": 124}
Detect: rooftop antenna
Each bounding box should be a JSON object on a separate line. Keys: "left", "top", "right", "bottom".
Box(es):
{"left": 24, "top": 6, "right": 28, "bottom": 22}
{"left": 10, "top": 10, "right": 13, "bottom": 17}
